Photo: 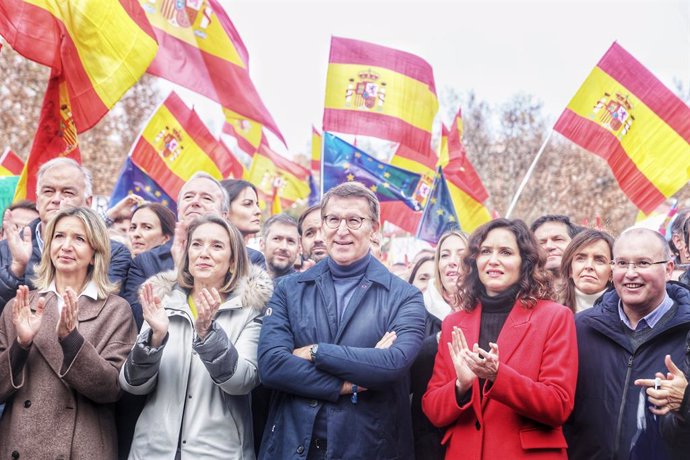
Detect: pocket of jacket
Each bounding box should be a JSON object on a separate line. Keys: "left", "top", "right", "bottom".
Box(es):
{"left": 519, "top": 426, "right": 567, "bottom": 450}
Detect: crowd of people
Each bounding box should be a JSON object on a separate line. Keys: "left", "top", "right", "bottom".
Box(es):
{"left": 0, "top": 157, "right": 689, "bottom": 459}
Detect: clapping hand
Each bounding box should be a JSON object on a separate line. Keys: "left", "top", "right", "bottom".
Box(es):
{"left": 635, "top": 354, "right": 689, "bottom": 416}
{"left": 141, "top": 283, "right": 169, "bottom": 348}
{"left": 5, "top": 210, "right": 32, "bottom": 277}
{"left": 195, "top": 288, "right": 222, "bottom": 340}
{"left": 464, "top": 341, "right": 500, "bottom": 382}
{"left": 447, "top": 327, "right": 477, "bottom": 395}
{"left": 171, "top": 221, "right": 188, "bottom": 267}
{"left": 56, "top": 288, "right": 79, "bottom": 339}
{"left": 12, "top": 285, "right": 45, "bottom": 348}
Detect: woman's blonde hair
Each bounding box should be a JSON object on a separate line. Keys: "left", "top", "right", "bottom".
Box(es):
{"left": 433, "top": 230, "right": 469, "bottom": 296}
{"left": 177, "top": 215, "right": 249, "bottom": 294}
{"left": 33, "top": 207, "right": 118, "bottom": 298}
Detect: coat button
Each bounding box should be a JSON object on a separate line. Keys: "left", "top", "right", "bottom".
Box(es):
{"left": 309, "top": 399, "right": 318, "bottom": 407}
{"left": 475, "top": 420, "right": 481, "bottom": 430}
{"left": 11, "top": 451, "right": 19, "bottom": 459}
{"left": 296, "top": 445, "right": 304, "bottom": 454}
{"left": 23, "top": 400, "right": 31, "bottom": 408}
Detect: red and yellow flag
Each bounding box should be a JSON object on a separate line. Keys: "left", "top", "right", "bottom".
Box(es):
{"left": 128, "top": 92, "right": 240, "bottom": 200}
{"left": 0, "top": 148, "right": 24, "bottom": 176}
{"left": 141, "top": 0, "right": 284, "bottom": 144}
{"left": 441, "top": 115, "right": 491, "bottom": 233}
{"left": 554, "top": 42, "right": 690, "bottom": 213}
{"left": 222, "top": 109, "right": 264, "bottom": 156}
{"left": 245, "top": 141, "right": 311, "bottom": 209}
{"left": 323, "top": 36, "right": 439, "bottom": 157}
{"left": 14, "top": 70, "right": 80, "bottom": 201}
{"left": 311, "top": 126, "right": 322, "bottom": 174}
{"left": 0, "top": 0, "right": 158, "bottom": 132}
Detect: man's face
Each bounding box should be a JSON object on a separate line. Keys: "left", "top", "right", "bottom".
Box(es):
{"left": 177, "top": 177, "right": 224, "bottom": 223}
{"left": 36, "top": 165, "right": 89, "bottom": 223}
{"left": 534, "top": 221, "right": 572, "bottom": 272}
{"left": 300, "top": 209, "right": 327, "bottom": 263}
{"left": 323, "top": 196, "right": 379, "bottom": 266}
{"left": 612, "top": 232, "right": 673, "bottom": 314}
{"left": 261, "top": 222, "right": 300, "bottom": 276}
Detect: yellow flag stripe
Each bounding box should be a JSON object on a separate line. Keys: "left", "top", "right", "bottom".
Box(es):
{"left": 566, "top": 67, "right": 690, "bottom": 196}
{"left": 245, "top": 154, "right": 311, "bottom": 202}
{"left": 447, "top": 181, "right": 491, "bottom": 233}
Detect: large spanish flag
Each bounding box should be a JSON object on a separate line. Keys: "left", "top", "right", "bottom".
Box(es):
{"left": 323, "top": 36, "right": 439, "bottom": 158}
{"left": 442, "top": 120, "right": 491, "bottom": 233}
{"left": 14, "top": 70, "right": 80, "bottom": 201}
{"left": 0, "top": 148, "right": 24, "bottom": 176}
{"left": 245, "top": 141, "right": 311, "bottom": 209}
{"left": 222, "top": 108, "right": 264, "bottom": 156}
{"left": 0, "top": 0, "right": 158, "bottom": 132}
{"left": 128, "top": 92, "right": 240, "bottom": 200}
{"left": 141, "top": 0, "right": 284, "bottom": 144}
{"left": 554, "top": 42, "right": 690, "bottom": 214}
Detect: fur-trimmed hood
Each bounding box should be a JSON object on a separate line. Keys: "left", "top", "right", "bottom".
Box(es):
{"left": 141, "top": 264, "right": 274, "bottom": 312}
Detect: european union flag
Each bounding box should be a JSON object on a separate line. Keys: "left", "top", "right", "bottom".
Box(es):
{"left": 417, "top": 168, "right": 460, "bottom": 244}
{"left": 323, "top": 133, "right": 423, "bottom": 210}
{"left": 110, "top": 158, "right": 177, "bottom": 215}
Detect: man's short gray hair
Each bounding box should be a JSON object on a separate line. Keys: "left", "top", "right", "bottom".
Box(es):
{"left": 321, "top": 182, "right": 380, "bottom": 222}
{"left": 178, "top": 172, "right": 230, "bottom": 214}
{"left": 36, "top": 158, "right": 93, "bottom": 200}
{"left": 616, "top": 227, "right": 673, "bottom": 260}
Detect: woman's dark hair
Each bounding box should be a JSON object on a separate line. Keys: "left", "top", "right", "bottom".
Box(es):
{"left": 559, "top": 229, "right": 615, "bottom": 312}
{"left": 220, "top": 179, "right": 258, "bottom": 205}
{"left": 458, "top": 218, "right": 553, "bottom": 311}
{"left": 407, "top": 255, "right": 434, "bottom": 285}
{"left": 132, "top": 203, "right": 176, "bottom": 238}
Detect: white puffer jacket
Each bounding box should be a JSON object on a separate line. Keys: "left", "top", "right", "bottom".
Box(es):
{"left": 119, "top": 265, "right": 273, "bottom": 460}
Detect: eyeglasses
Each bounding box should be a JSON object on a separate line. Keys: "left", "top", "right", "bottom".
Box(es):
{"left": 323, "top": 215, "right": 369, "bottom": 230}
{"left": 610, "top": 260, "right": 669, "bottom": 271}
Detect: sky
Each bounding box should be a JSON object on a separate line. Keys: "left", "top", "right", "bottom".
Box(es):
{"left": 190, "top": 0, "right": 690, "bottom": 155}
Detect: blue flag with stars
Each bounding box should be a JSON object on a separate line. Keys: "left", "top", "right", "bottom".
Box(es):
{"left": 110, "top": 157, "right": 177, "bottom": 215}
{"left": 323, "top": 133, "right": 423, "bottom": 210}
{"left": 416, "top": 167, "right": 460, "bottom": 244}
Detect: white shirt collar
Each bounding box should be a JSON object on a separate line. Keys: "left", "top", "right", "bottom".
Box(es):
{"left": 40, "top": 280, "right": 100, "bottom": 313}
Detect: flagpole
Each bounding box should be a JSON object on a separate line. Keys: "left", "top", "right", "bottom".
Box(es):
{"left": 505, "top": 129, "right": 554, "bottom": 218}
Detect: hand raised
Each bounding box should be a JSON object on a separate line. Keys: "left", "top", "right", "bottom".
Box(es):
{"left": 463, "top": 342, "right": 500, "bottom": 382}
{"left": 171, "top": 221, "right": 188, "bottom": 267}
{"left": 5, "top": 210, "right": 32, "bottom": 277}
{"left": 12, "top": 285, "right": 45, "bottom": 348}
{"left": 141, "top": 283, "right": 169, "bottom": 347}
{"left": 56, "top": 287, "right": 79, "bottom": 339}
{"left": 447, "top": 327, "right": 476, "bottom": 395}
{"left": 106, "top": 194, "right": 144, "bottom": 220}
{"left": 194, "top": 287, "right": 222, "bottom": 340}
{"left": 635, "top": 354, "right": 688, "bottom": 415}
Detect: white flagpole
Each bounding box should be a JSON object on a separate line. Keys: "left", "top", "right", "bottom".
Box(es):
{"left": 505, "top": 129, "right": 554, "bottom": 218}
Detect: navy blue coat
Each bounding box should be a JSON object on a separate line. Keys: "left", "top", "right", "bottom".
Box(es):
{"left": 258, "top": 257, "right": 425, "bottom": 460}
{"left": 565, "top": 283, "right": 690, "bottom": 460}
{"left": 0, "top": 218, "right": 131, "bottom": 311}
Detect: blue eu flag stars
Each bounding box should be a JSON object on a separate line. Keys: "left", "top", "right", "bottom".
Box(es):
{"left": 322, "top": 133, "right": 423, "bottom": 211}
{"left": 110, "top": 157, "right": 178, "bottom": 215}
{"left": 417, "top": 167, "right": 461, "bottom": 244}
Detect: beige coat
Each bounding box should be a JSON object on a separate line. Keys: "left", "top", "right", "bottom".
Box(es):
{"left": 0, "top": 291, "right": 137, "bottom": 460}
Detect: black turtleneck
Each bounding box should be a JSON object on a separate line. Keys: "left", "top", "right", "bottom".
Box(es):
{"left": 478, "top": 285, "right": 519, "bottom": 355}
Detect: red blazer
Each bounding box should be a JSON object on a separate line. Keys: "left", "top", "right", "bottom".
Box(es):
{"left": 422, "top": 299, "right": 577, "bottom": 459}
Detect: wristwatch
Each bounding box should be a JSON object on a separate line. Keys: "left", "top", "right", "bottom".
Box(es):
{"left": 310, "top": 344, "right": 319, "bottom": 362}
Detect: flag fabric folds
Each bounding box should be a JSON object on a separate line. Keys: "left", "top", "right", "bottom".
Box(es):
{"left": 323, "top": 133, "right": 426, "bottom": 212}
{"left": 417, "top": 168, "right": 461, "bottom": 244}
{"left": 128, "top": 92, "right": 240, "bottom": 202}
{"left": 311, "top": 126, "right": 322, "bottom": 174}
{"left": 141, "top": 0, "right": 284, "bottom": 143}
{"left": 0, "top": 148, "right": 24, "bottom": 176}
{"left": 554, "top": 42, "right": 690, "bottom": 214}
{"left": 323, "top": 37, "right": 439, "bottom": 157}
{"left": 110, "top": 157, "right": 177, "bottom": 215}
{"left": 0, "top": 0, "right": 158, "bottom": 132}
{"left": 14, "top": 70, "right": 80, "bottom": 201}
{"left": 244, "top": 142, "right": 311, "bottom": 209}
{"left": 222, "top": 108, "right": 265, "bottom": 156}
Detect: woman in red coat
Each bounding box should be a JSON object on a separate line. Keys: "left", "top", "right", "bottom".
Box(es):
{"left": 422, "top": 218, "right": 578, "bottom": 459}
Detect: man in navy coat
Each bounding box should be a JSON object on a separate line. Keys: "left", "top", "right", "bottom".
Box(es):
{"left": 258, "top": 182, "right": 425, "bottom": 460}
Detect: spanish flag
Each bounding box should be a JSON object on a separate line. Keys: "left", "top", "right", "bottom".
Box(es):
{"left": 554, "top": 42, "right": 690, "bottom": 214}
{"left": 222, "top": 109, "right": 264, "bottom": 156}
{"left": 441, "top": 117, "right": 491, "bottom": 233}
{"left": 311, "top": 126, "right": 322, "bottom": 174}
{"left": 323, "top": 36, "right": 439, "bottom": 158}
{"left": 128, "top": 92, "right": 241, "bottom": 200}
{"left": 245, "top": 141, "right": 311, "bottom": 209}
{"left": 141, "top": 0, "right": 285, "bottom": 144}
{"left": 0, "top": 148, "right": 24, "bottom": 176}
{"left": 0, "top": 0, "right": 158, "bottom": 132}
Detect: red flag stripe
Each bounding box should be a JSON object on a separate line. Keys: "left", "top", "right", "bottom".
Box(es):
{"left": 130, "top": 139, "right": 186, "bottom": 198}
{"left": 323, "top": 109, "right": 435, "bottom": 158}
{"left": 1, "top": 150, "right": 24, "bottom": 175}
{"left": 380, "top": 202, "right": 421, "bottom": 234}
{"left": 597, "top": 43, "right": 690, "bottom": 142}
{"left": 222, "top": 122, "right": 258, "bottom": 156}
{"left": 329, "top": 37, "right": 436, "bottom": 93}
{"left": 555, "top": 109, "right": 665, "bottom": 213}
{"left": 147, "top": 30, "right": 285, "bottom": 145}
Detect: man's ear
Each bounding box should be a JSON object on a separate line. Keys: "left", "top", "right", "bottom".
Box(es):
{"left": 85, "top": 196, "right": 93, "bottom": 207}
